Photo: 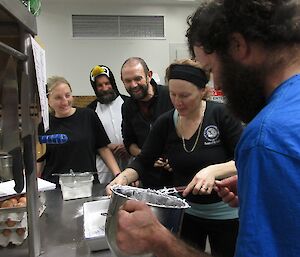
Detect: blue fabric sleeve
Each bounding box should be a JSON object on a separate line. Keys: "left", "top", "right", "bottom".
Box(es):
{"left": 236, "top": 145, "right": 300, "bottom": 257}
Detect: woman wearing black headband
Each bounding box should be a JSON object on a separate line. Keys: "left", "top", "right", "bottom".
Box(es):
{"left": 108, "top": 59, "right": 243, "bottom": 257}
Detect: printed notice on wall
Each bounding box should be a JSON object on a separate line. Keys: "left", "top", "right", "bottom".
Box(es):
{"left": 31, "top": 36, "right": 49, "bottom": 131}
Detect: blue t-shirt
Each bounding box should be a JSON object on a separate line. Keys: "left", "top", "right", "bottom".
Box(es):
{"left": 235, "top": 75, "right": 300, "bottom": 257}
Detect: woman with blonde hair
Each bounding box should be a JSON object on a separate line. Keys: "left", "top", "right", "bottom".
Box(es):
{"left": 37, "top": 76, "right": 121, "bottom": 184}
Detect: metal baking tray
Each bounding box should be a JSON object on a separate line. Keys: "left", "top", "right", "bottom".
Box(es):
{"left": 83, "top": 196, "right": 110, "bottom": 251}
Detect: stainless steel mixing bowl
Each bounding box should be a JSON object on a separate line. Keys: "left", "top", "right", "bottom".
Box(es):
{"left": 105, "top": 185, "right": 190, "bottom": 257}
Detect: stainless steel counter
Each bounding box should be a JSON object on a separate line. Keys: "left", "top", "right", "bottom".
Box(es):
{"left": 0, "top": 184, "right": 112, "bottom": 257}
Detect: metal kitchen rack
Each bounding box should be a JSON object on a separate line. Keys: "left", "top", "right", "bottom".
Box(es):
{"left": 0, "top": 0, "right": 41, "bottom": 256}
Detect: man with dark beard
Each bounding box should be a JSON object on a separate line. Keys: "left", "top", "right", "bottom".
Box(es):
{"left": 120, "top": 57, "right": 174, "bottom": 188}
{"left": 88, "top": 65, "right": 130, "bottom": 184}
{"left": 113, "top": 1, "right": 300, "bottom": 257}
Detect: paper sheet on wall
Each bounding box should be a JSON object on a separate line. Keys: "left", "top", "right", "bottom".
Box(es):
{"left": 31, "top": 36, "right": 49, "bottom": 132}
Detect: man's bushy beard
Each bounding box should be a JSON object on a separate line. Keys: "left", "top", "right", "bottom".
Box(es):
{"left": 219, "top": 53, "right": 267, "bottom": 124}
{"left": 128, "top": 83, "right": 149, "bottom": 100}
{"left": 97, "top": 89, "right": 117, "bottom": 104}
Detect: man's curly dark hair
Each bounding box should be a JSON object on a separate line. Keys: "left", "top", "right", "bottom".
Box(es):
{"left": 186, "top": 0, "right": 300, "bottom": 56}
{"left": 186, "top": 0, "right": 228, "bottom": 56}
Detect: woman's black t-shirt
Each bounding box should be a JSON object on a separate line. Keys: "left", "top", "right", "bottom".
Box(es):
{"left": 38, "top": 108, "right": 110, "bottom": 184}
{"left": 128, "top": 101, "right": 243, "bottom": 204}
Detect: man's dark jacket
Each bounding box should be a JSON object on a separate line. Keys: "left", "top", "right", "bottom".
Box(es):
{"left": 121, "top": 79, "right": 173, "bottom": 151}
{"left": 121, "top": 79, "right": 174, "bottom": 188}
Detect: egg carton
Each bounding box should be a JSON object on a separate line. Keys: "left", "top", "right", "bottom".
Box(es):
{"left": 0, "top": 227, "right": 28, "bottom": 247}
{"left": 0, "top": 215, "right": 27, "bottom": 229}
{"left": 0, "top": 206, "right": 26, "bottom": 222}
{"left": 0, "top": 193, "right": 46, "bottom": 222}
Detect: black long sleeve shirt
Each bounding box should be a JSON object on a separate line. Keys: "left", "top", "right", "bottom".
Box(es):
{"left": 128, "top": 101, "right": 243, "bottom": 203}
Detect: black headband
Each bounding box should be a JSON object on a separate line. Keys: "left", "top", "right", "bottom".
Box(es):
{"left": 168, "top": 64, "right": 208, "bottom": 88}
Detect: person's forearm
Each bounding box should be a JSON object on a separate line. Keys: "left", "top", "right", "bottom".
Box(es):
{"left": 129, "top": 144, "right": 141, "bottom": 157}
{"left": 98, "top": 147, "right": 121, "bottom": 176}
{"left": 118, "top": 168, "right": 139, "bottom": 185}
{"left": 152, "top": 226, "right": 211, "bottom": 257}
{"left": 106, "top": 168, "right": 139, "bottom": 195}
{"left": 107, "top": 143, "right": 117, "bottom": 151}
{"left": 206, "top": 160, "right": 237, "bottom": 179}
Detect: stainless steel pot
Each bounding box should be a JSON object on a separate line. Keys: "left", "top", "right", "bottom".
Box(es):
{"left": 105, "top": 185, "right": 190, "bottom": 257}
{"left": 0, "top": 153, "right": 13, "bottom": 181}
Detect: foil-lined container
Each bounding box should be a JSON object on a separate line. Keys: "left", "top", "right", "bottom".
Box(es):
{"left": 58, "top": 173, "right": 94, "bottom": 200}
{"left": 83, "top": 196, "right": 110, "bottom": 251}
{"left": 106, "top": 185, "right": 190, "bottom": 257}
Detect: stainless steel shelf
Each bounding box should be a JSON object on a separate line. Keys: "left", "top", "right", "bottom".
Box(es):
{"left": 0, "top": 0, "right": 37, "bottom": 35}
{"left": 0, "top": 41, "right": 27, "bottom": 61}
{"left": 0, "top": 1, "right": 40, "bottom": 257}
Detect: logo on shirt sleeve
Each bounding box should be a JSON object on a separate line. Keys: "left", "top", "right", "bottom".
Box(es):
{"left": 204, "top": 125, "right": 220, "bottom": 145}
